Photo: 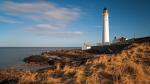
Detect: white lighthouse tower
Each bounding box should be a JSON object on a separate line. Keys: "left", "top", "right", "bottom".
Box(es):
{"left": 102, "top": 8, "right": 109, "bottom": 45}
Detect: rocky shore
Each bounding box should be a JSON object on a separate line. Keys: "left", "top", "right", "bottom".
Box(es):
{"left": 24, "top": 49, "right": 97, "bottom": 68}
{"left": 23, "top": 37, "right": 150, "bottom": 68}
{"left": 0, "top": 37, "right": 149, "bottom": 84}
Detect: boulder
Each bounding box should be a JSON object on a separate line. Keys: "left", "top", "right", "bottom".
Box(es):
{"left": 24, "top": 55, "right": 49, "bottom": 64}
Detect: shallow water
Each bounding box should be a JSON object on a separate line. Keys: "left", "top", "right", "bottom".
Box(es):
{"left": 0, "top": 47, "right": 77, "bottom": 68}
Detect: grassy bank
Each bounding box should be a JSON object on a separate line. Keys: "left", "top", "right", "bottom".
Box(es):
{"left": 0, "top": 39, "right": 149, "bottom": 84}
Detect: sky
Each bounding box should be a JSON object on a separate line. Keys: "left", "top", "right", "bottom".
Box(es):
{"left": 0, "top": 0, "right": 150, "bottom": 47}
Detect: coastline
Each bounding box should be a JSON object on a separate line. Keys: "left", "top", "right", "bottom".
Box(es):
{"left": 0, "top": 47, "right": 79, "bottom": 68}
{"left": 0, "top": 37, "right": 149, "bottom": 84}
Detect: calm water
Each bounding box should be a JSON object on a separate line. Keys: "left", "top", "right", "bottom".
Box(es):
{"left": 0, "top": 47, "right": 77, "bottom": 68}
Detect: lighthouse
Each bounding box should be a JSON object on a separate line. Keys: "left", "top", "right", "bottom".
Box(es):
{"left": 102, "top": 8, "right": 109, "bottom": 45}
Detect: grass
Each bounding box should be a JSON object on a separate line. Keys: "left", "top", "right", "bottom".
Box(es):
{"left": 0, "top": 42, "right": 149, "bottom": 84}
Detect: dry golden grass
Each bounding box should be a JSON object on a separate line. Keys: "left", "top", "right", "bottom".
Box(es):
{"left": 0, "top": 42, "right": 149, "bottom": 84}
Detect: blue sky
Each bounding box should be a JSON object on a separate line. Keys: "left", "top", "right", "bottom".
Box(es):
{"left": 0, "top": 0, "right": 150, "bottom": 47}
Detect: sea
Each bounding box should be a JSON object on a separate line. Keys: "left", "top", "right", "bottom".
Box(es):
{"left": 0, "top": 47, "right": 78, "bottom": 68}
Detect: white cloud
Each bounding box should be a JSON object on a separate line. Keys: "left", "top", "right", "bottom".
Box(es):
{"left": 36, "top": 31, "right": 84, "bottom": 37}
{"left": 1, "top": 1, "right": 80, "bottom": 22}
{"left": 44, "top": 8, "right": 79, "bottom": 21}
{"left": 26, "top": 23, "right": 65, "bottom": 31}
{"left": 1, "top": 2, "right": 55, "bottom": 14}
{"left": 0, "top": 1, "right": 83, "bottom": 37}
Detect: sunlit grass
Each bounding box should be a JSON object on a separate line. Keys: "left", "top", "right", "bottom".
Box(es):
{"left": 0, "top": 42, "right": 149, "bottom": 84}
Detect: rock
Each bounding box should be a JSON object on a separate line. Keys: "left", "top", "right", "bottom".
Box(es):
{"left": 48, "top": 56, "right": 61, "bottom": 60}
{"left": 50, "top": 72, "right": 64, "bottom": 78}
{"left": 24, "top": 55, "right": 49, "bottom": 64}
{"left": 24, "top": 49, "right": 95, "bottom": 67}
{"left": 48, "top": 56, "right": 62, "bottom": 65}
{"left": 37, "top": 67, "right": 54, "bottom": 72}
{"left": 48, "top": 59, "right": 55, "bottom": 65}
{"left": 71, "top": 57, "right": 89, "bottom": 66}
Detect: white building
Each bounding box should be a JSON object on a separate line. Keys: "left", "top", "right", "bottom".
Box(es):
{"left": 102, "top": 8, "right": 110, "bottom": 45}
{"left": 112, "top": 37, "right": 127, "bottom": 43}
{"left": 81, "top": 43, "right": 91, "bottom": 50}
